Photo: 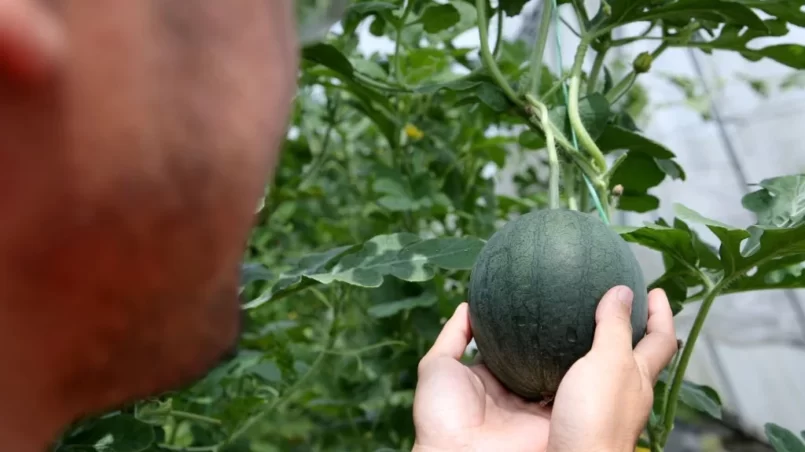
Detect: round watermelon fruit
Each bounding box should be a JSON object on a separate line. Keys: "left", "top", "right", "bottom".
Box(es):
{"left": 467, "top": 208, "right": 648, "bottom": 402}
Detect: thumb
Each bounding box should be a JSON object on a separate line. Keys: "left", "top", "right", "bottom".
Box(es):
{"left": 589, "top": 285, "right": 635, "bottom": 357}
{"left": 422, "top": 302, "right": 472, "bottom": 362}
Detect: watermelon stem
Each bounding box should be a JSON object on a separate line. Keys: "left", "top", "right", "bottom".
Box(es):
{"left": 547, "top": 1, "right": 610, "bottom": 224}
{"left": 659, "top": 274, "right": 718, "bottom": 448}
{"left": 527, "top": 0, "right": 554, "bottom": 98}
{"left": 564, "top": 165, "right": 579, "bottom": 210}
{"left": 559, "top": 34, "right": 607, "bottom": 172}
{"left": 474, "top": 0, "right": 521, "bottom": 107}
{"left": 534, "top": 102, "right": 562, "bottom": 209}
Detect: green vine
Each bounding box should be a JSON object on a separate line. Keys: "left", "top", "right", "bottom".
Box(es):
{"left": 587, "top": 42, "right": 609, "bottom": 95}
{"left": 660, "top": 277, "right": 718, "bottom": 445}
{"left": 393, "top": 0, "right": 416, "bottom": 87}
{"left": 537, "top": 102, "right": 561, "bottom": 209}
{"left": 529, "top": 0, "right": 554, "bottom": 97}
{"left": 567, "top": 40, "right": 608, "bottom": 171}
{"left": 475, "top": 0, "right": 522, "bottom": 106}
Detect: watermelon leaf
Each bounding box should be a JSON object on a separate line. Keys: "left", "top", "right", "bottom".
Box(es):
{"left": 620, "top": 201, "right": 805, "bottom": 284}
{"left": 673, "top": 203, "right": 805, "bottom": 279}
{"left": 342, "top": 1, "right": 397, "bottom": 36}
{"left": 549, "top": 94, "right": 612, "bottom": 143}
{"left": 368, "top": 292, "right": 439, "bottom": 318}
{"left": 302, "top": 43, "right": 354, "bottom": 77}
{"left": 676, "top": 380, "right": 722, "bottom": 420}
{"left": 308, "top": 234, "right": 484, "bottom": 287}
{"left": 240, "top": 262, "right": 274, "bottom": 289}
{"left": 685, "top": 20, "right": 805, "bottom": 70}
{"left": 765, "top": 422, "right": 805, "bottom": 452}
{"left": 57, "top": 414, "right": 155, "bottom": 452}
{"left": 596, "top": 125, "right": 676, "bottom": 159}
{"left": 615, "top": 221, "right": 706, "bottom": 310}
{"left": 599, "top": 0, "right": 766, "bottom": 31}
{"left": 656, "top": 370, "right": 722, "bottom": 419}
{"left": 720, "top": 254, "right": 805, "bottom": 295}
{"left": 616, "top": 182, "right": 805, "bottom": 304}
{"left": 498, "top": 0, "right": 530, "bottom": 17}
{"left": 419, "top": 4, "right": 461, "bottom": 34}
{"left": 245, "top": 234, "right": 484, "bottom": 308}
{"left": 742, "top": 174, "right": 805, "bottom": 229}
{"left": 243, "top": 244, "right": 360, "bottom": 309}
{"left": 615, "top": 223, "right": 700, "bottom": 269}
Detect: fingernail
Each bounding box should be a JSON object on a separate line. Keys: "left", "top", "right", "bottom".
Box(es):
{"left": 616, "top": 286, "right": 633, "bottom": 308}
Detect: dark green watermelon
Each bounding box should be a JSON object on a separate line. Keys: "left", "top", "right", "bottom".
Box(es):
{"left": 467, "top": 208, "right": 648, "bottom": 402}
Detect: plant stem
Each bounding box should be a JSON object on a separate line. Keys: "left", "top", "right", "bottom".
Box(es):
{"left": 602, "top": 151, "right": 628, "bottom": 183}
{"left": 318, "top": 340, "right": 407, "bottom": 355}
{"left": 356, "top": 10, "right": 506, "bottom": 96}
{"left": 393, "top": 0, "right": 415, "bottom": 86}
{"left": 567, "top": 40, "right": 608, "bottom": 171}
{"left": 659, "top": 277, "right": 719, "bottom": 446}
{"left": 606, "top": 41, "right": 669, "bottom": 104}
{"left": 537, "top": 103, "right": 561, "bottom": 209}
{"left": 354, "top": 72, "right": 412, "bottom": 92}
{"left": 587, "top": 45, "right": 609, "bottom": 95}
{"left": 166, "top": 420, "right": 180, "bottom": 445}
{"left": 603, "top": 21, "right": 705, "bottom": 105}
{"left": 170, "top": 411, "right": 223, "bottom": 426}
{"left": 564, "top": 164, "right": 578, "bottom": 210}
{"left": 227, "top": 296, "right": 343, "bottom": 446}
{"left": 522, "top": 94, "right": 600, "bottom": 184}
{"left": 542, "top": 72, "right": 571, "bottom": 100}
{"left": 605, "top": 72, "right": 635, "bottom": 104}
{"left": 475, "top": 0, "right": 521, "bottom": 106}
{"left": 647, "top": 424, "right": 657, "bottom": 452}
{"left": 559, "top": 14, "right": 581, "bottom": 38}
{"left": 657, "top": 345, "right": 684, "bottom": 436}
{"left": 570, "top": 0, "right": 588, "bottom": 35}
{"left": 493, "top": 7, "right": 504, "bottom": 59}
{"left": 299, "top": 109, "right": 339, "bottom": 189}
{"left": 529, "top": 0, "right": 554, "bottom": 96}
{"left": 579, "top": 185, "right": 589, "bottom": 212}
{"left": 650, "top": 436, "right": 662, "bottom": 452}
{"left": 609, "top": 22, "right": 659, "bottom": 46}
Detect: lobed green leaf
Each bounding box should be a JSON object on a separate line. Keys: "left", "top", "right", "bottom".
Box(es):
{"left": 765, "top": 422, "right": 805, "bottom": 452}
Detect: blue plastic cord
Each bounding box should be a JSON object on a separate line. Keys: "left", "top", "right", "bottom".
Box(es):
{"left": 548, "top": 0, "right": 610, "bottom": 225}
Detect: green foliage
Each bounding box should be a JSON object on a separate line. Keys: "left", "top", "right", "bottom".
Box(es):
{"left": 765, "top": 423, "right": 805, "bottom": 452}
{"left": 55, "top": 1, "right": 805, "bottom": 451}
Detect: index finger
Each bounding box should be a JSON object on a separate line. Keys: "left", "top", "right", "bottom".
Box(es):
{"left": 633, "top": 289, "right": 678, "bottom": 382}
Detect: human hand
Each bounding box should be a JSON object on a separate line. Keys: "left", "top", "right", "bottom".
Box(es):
{"left": 411, "top": 286, "right": 678, "bottom": 452}
{"left": 547, "top": 286, "right": 678, "bottom": 452}
{"left": 412, "top": 302, "right": 551, "bottom": 452}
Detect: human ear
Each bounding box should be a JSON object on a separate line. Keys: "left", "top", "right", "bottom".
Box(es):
{"left": 0, "top": 0, "right": 64, "bottom": 83}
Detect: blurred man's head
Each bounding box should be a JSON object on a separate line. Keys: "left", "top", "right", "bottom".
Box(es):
{"left": 0, "top": 2, "right": 299, "bottom": 450}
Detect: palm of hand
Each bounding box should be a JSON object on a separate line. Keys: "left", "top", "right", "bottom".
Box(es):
{"left": 413, "top": 355, "right": 551, "bottom": 452}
